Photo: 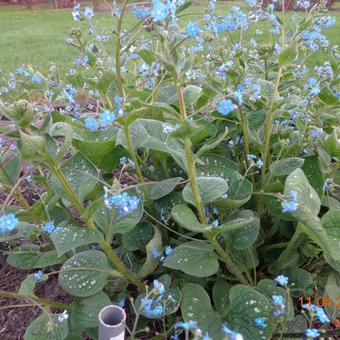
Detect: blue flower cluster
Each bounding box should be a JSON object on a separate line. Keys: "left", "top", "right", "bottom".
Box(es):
{"left": 247, "top": 154, "right": 263, "bottom": 169}
{"left": 275, "top": 274, "right": 289, "bottom": 286}
{"left": 104, "top": 188, "right": 140, "bottom": 216}
{"left": 272, "top": 295, "right": 286, "bottom": 317}
{"left": 72, "top": 4, "right": 94, "bottom": 22}
{"left": 302, "top": 304, "right": 330, "bottom": 324}
{"left": 43, "top": 221, "right": 56, "bottom": 234}
{"left": 217, "top": 99, "right": 236, "bottom": 116}
{"left": 0, "top": 213, "right": 19, "bottom": 234}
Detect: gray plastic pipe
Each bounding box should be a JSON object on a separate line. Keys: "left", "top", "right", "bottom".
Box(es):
{"left": 98, "top": 305, "right": 126, "bottom": 340}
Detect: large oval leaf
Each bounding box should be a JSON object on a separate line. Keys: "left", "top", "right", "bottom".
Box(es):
{"left": 59, "top": 250, "right": 109, "bottom": 297}
{"left": 163, "top": 241, "right": 219, "bottom": 277}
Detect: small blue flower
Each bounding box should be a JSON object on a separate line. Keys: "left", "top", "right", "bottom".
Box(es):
{"left": 282, "top": 191, "right": 299, "bottom": 213}
{"left": 305, "top": 328, "right": 320, "bottom": 338}
{"left": 221, "top": 325, "right": 244, "bottom": 339}
{"left": 254, "top": 317, "right": 267, "bottom": 329}
{"left": 0, "top": 213, "right": 19, "bottom": 233}
{"left": 34, "top": 270, "right": 44, "bottom": 281}
{"left": 43, "top": 221, "right": 56, "bottom": 234}
{"left": 310, "top": 129, "right": 318, "bottom": 138}
{"left": 255, "top": 159, "right": 263, "bottom": 169}
{"left": 84, "top": 117, "right": 98, "bottom": 131}
{"left": 31, "top": 74, "right": 42, "bottom": 84}
{"left": 323, "top": 178, "right": 332, "bottom": 192}
{"left": 117, "top": 299, "right": 125, "bottom": 308}
{"left": 202, "top": 333, "right": 212, "bottom": 340}
{"left": 100, "top": 110, "right": 115, "bottom": 126}
{"left": 272, "top": 295, "right": 284, "bottom": 305}
{"left": 315, "top": 306, "right": 330, "bottom": 324}
{"left": 151, "top": 1, "right": 167, "bottom": 21}
{"left": 175, "top": 321, "right": 198, "bottom": 330}
{"left": 84, "top": 7, "right": 94, "bottom": 20}
{"left": 72, "top": 3, "right": 81, "bottom": 21}
{"left": 217, "top": 99, "right": 235, "bottom": 116}
{"left": 133, "top": 6, "right": 149, "bottom": 20}
{"left": 212, "top": 220, "right": 219, "bottom": 227}
{"left": 153, "top": 280, "right": 165, "bottom": 294}
{"left": 58, "top": 310, "right": 69, "bottom": 323}
{"left": 275, "top": 275, "right": 289, "bottom": 286}
{"left": 165, "top": 245, "right": 173, "bottom": 256}
{"left": 247, "top": 154, "right": 257, "bottom": 160}
{"left": 151, "top": 248, "right": 160, "bottom": 259}
{"left": 186, "top": 21, "right": 200, "bottom": 38}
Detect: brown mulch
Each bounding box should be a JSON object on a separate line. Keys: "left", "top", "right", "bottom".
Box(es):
{"left": 0, "top": 262, "right": 73, "bottom": 340}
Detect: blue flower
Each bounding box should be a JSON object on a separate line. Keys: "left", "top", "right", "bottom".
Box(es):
{"left": 310, "top": 129, "right": 318, "bottom": 138}
{"left": 221, "top": 325, "right": 244, "bottom": 340}
{"left": 0, "top": 213, "right": 19, "bottom": 233}
{"left": 247, "top": 154, "right": 257, "bottom": 160}
{"left": 31, "top": 74, "right": 42, "bottom": 84}
{"left": 104, "top": 191, "right": 140, "bottom": 215}
{"left": 84, "top": 7, "right": 94, "bottom": 20}
{"left": 84, "top": 117, "right": 98, "bottom": 131}
{"left": 305, "top": 328, "right": 320, "bottom": 338}
{"left": 186, "top": 21, "right": 200, "bottom": 38}
{"left": 117, "top": 299, "right": 125, "bottom": 308}
{"left": 151, "top": 248, "right": 160, "bottom": 259}
{"left": 153, "top": 280, "right": 165, "bottom": 294}
{"left": 58, "top": 310, "right": 69, "bottom": 323}
{"left": 72, "top": 3, "right": 81, "bottom": 21}
{"left": 272, "top": 295, "right": 284, "bottom": 305}
{"left": 254, "top": 317, "right": 267, "bottom": 329}
{"left": 175, "top": 321, "right": 198, "bottom": 330}
{"left": 151, "top": 1, "right": 167, "bottom": 21}
{"left": 203, "top": 333, "right": 212, "bottom": 340}
{"left": 34, "top": 270, "right": 44, "bottom": 281}
{"left": 165, "top": 245, "right": 173, "bottom": 256}
{"left": 212, "top": 220, "right": 219, "bottom": 227}
{"left": 323, "top": 178, "right": 332, "bottom": 192}
{"left": 100, "top": 110, "right": 115, "bottom": 126}
{"left": 255, "top": 159, "right": 263, "bottom": 169}
{"left": 275, "top": 275, "right": 289, "bottom": 286}
{"left": 282, "top": 191, "right": 299, "bottom": 213}
{"left": 43, "top": 221, "right": 56, "bottom": 234}
{"left": 16, "top": 67, "right": 30, "bottom": 77}
{"left": 315, "top": 306, "right": 330, "bottom": 323}
{"left": 217, "top": 99, "right": 235, "bottom": 116}
{"left": 133, "top": 7, "right": 149, "bottom": 20}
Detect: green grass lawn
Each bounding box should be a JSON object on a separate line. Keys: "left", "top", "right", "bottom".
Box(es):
{"left": 0, "top": 2, "right": 339, "bottom": 75}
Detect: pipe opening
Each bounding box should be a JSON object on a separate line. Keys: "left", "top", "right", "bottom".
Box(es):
{"left": 99, "top": 306, "right": 126, "bottom": 327}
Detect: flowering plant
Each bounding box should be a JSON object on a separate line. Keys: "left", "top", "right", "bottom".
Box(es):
{"left": 0, "top": 0, "right": 339, "bottom": 339}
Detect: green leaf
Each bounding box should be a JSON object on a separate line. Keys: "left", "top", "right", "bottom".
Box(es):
{"left": 18, "top": 274, "right": 39, "bottom": 297}
{"left": 0, "top": 222, "right": 36, "bottom": 242}
{"left": 138, "top": 225, "right": 163, "bottom": 278}
{"left": 284, "top": 168, "right": 320, "bottom": 221}
{"left": 34, "top": 250, "right": 66, "bottom": 268}
{"left": 195, "top": 128, "right": 229, "bottom": 159}
{"left": 59, "top": 250, "right": 109, "bottom": 297}
{"left": 302, "top": 156, "right": 324, "bottom": 199}
{"left": 171, "top": 204, "right": 212, "bottom": 232}
{"left": 145, "top": 177, "right": 182, "bottom": 200}
{"left": 199, "top": 153, "right": 238, "bottom": 172}
{"left": 0, "top": 153, "right": 20, "bottom": 188}
{"left": 72, "top": 292, "right": 111, "bottom": 329}
{"left": 324, "top": 273, "right": 340, "bottom": 320}
{"left": 318, "top": 86, "right": 339, "bottom": 105}
{"left": 269, "top": 157, "right": 304, "bottom": 177}
{"left": 226, "top": 285, "right": 274, "bottom": 340}
{"left": 212, "top": 279, "right": 230, "bottom": 316}
{"left": 50, "top": 152, "right": 98, "bottom": 202}
{"left": 278, "top": 46, "right": 297, "bottom": 66}
{"left": 282, "top": 267, "right": 313, "bottom": 297}
{"left": 182, "top": 176, "right": 228, "bottom": 206}
{"left": 222, "top": 210, "right": 260, "bottom": 250}
{"left": 181, "top": 284, "right": 224, "bottom": 339}
{"left": 283, "top": 315, "right": 307, "bottom": 340}
{"left": 321, "top": 210, "right": 340, "bottom": 255}
{"left": 72, "top": 127, "right": 120, "bottom": 173}
{"left": 50, "top": 226, "right": 103, "bottom": 257}
{"left": 183, "top": 85, "right": 202, "bottom": 106}
{"left": 24, "top": 313, "right": 69, "bottom": 340}
{"left": 163, "top": 241, "right": 219, "bottom": 277}
{"left": 122, "top": 221, "right": 154, "bottom": 251}
{"left": 7, "top": 249, "right": 40, "bottom": 269}
{"left": 18, "top": 131, "right": 46, "bottom": 162}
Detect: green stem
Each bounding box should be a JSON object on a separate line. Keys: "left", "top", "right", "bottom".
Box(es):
{"left": 209, "top": 237, "right": 249, "bottom": 285}
{"left": 173, "top": 72, "right": 206, "bottom": 224}
{"left": 115, "top": 0, "right": 129, "bottom": 97}
{"left": 0, "top": 290, "right": 72, "bottom": 310}
{"left": 261, "top": 67, "right": 282, "bottom": 185}
{"left": 100, "top": 240, "right": 144, "bottom": 291}
{"left": 239, "top": 107, "right": 250, "bottom": 158}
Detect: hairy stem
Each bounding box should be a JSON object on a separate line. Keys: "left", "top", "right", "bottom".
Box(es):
{"left": 0, "top": 290, "right": 72, "bottom": 310}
